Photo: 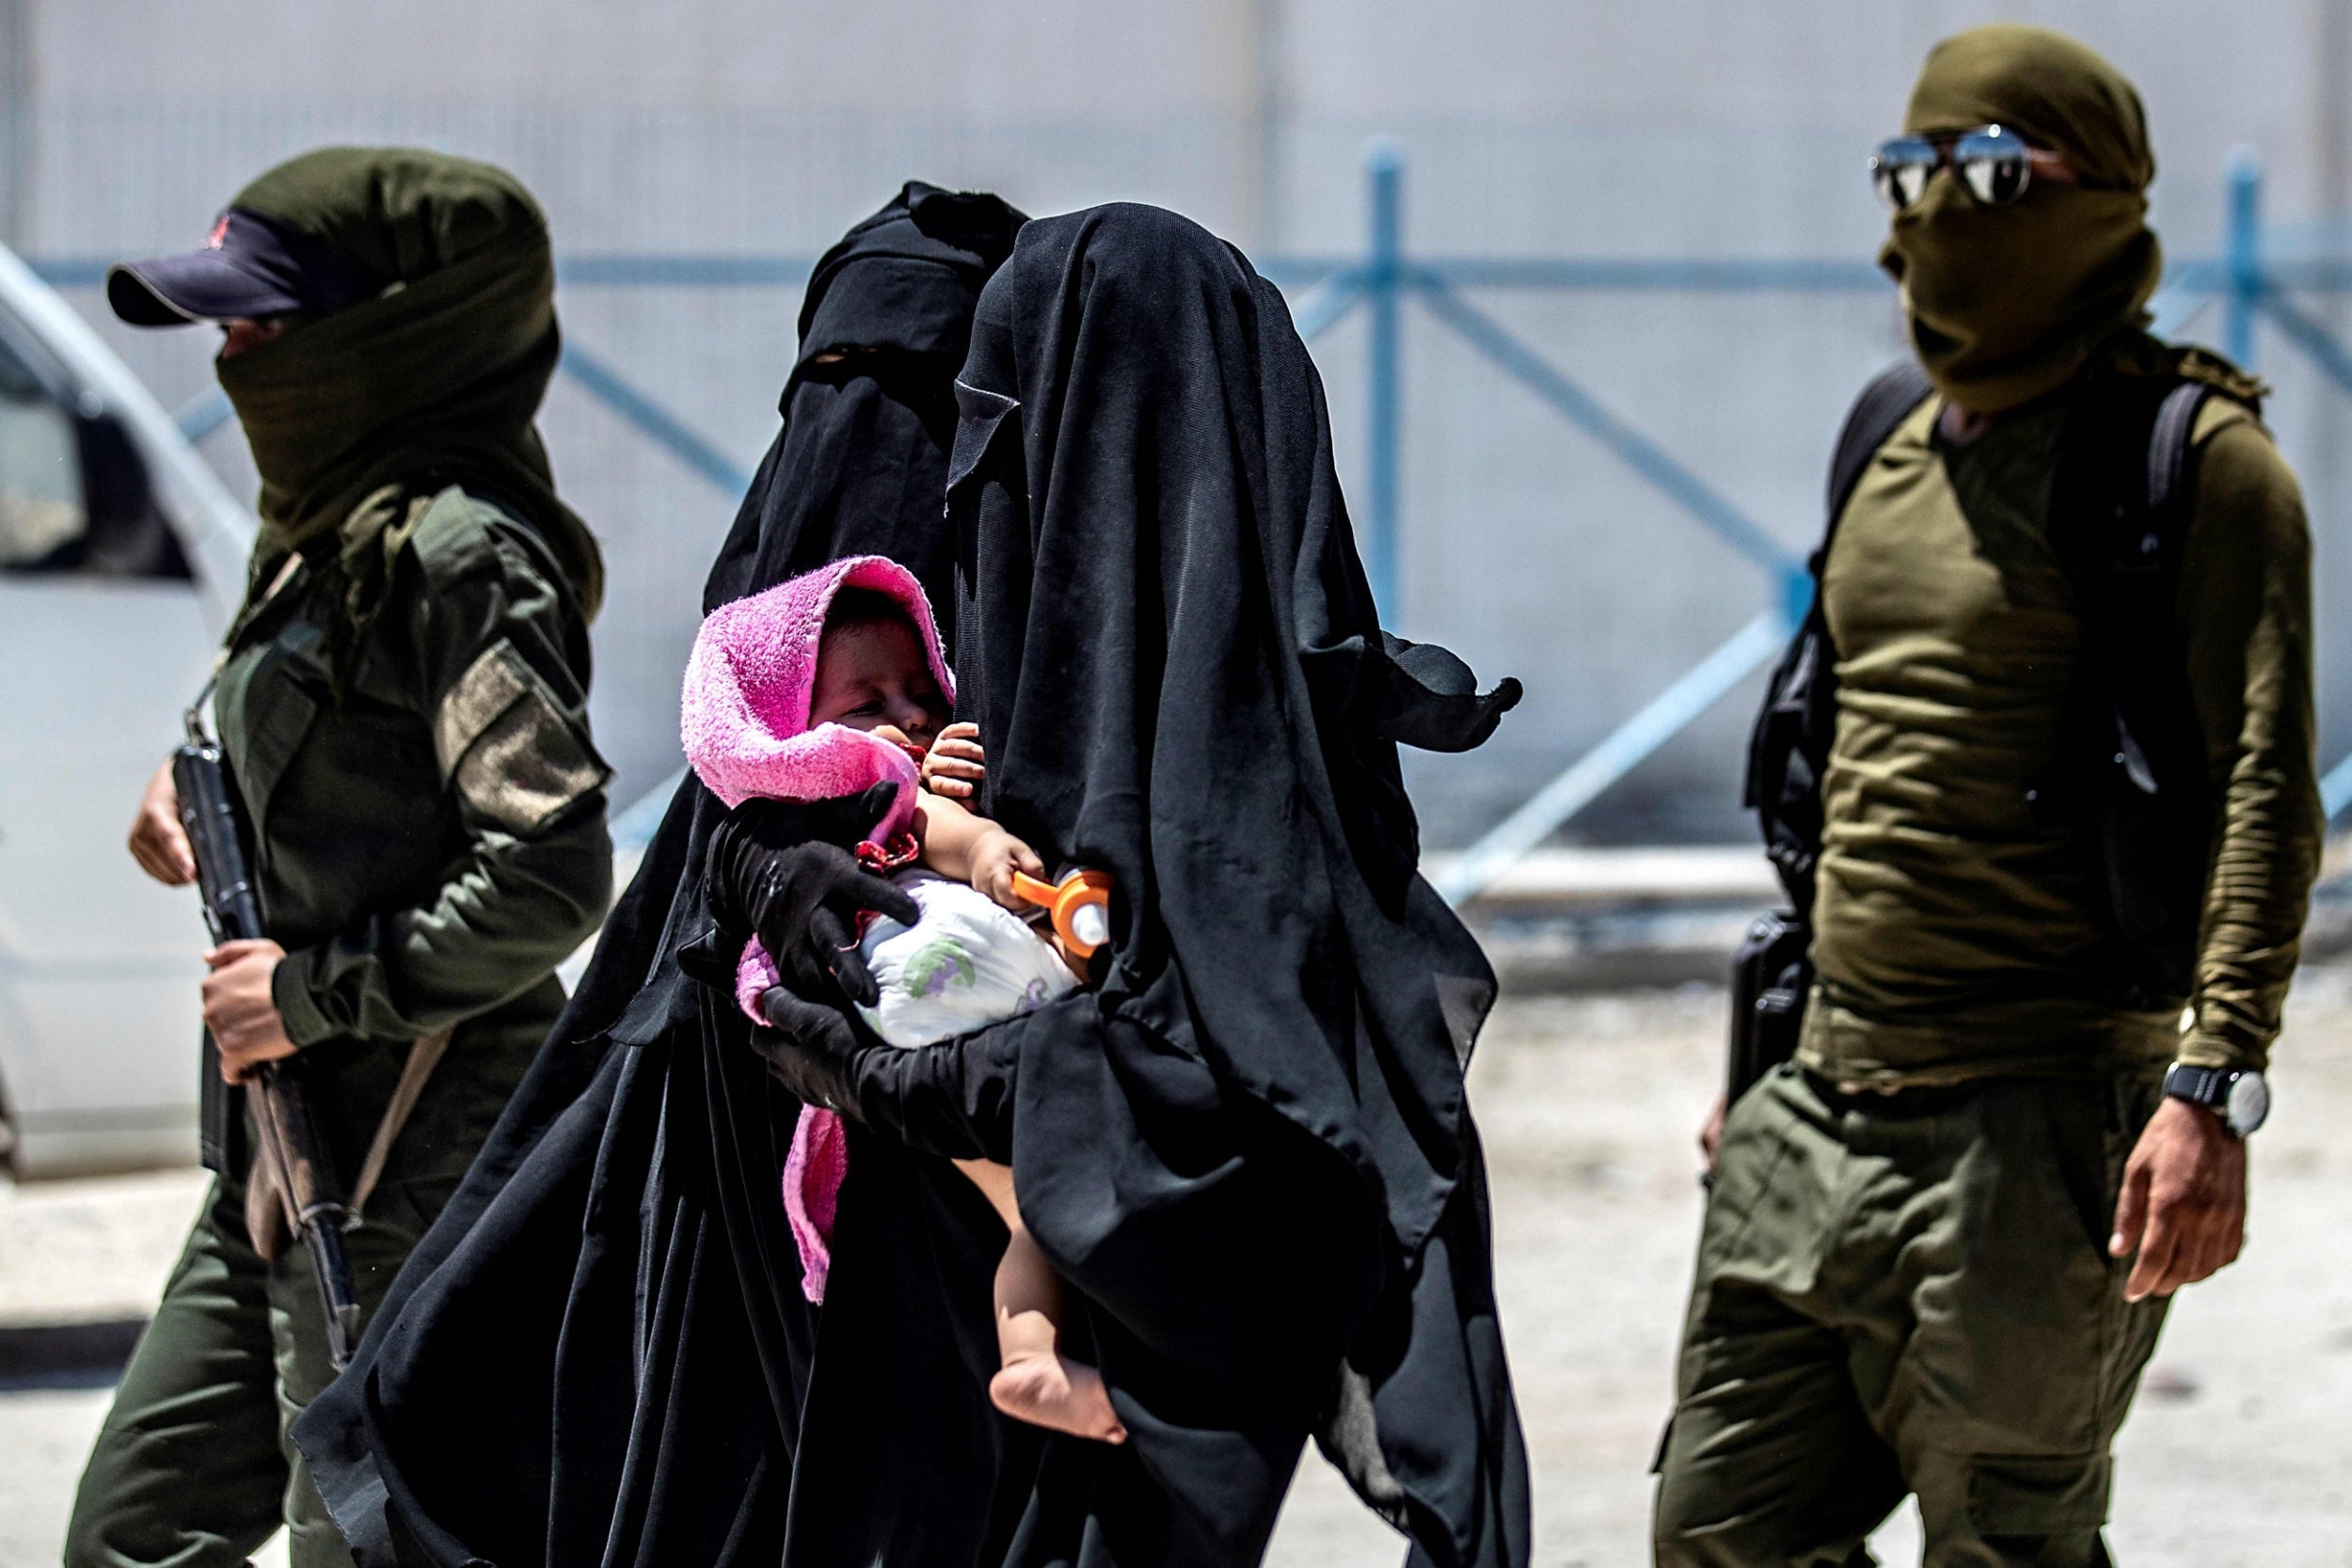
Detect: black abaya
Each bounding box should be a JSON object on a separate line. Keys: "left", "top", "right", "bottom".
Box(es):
{"left": 292, "top": 182, "right": 1031, "bottom": 1568}
{"left": 755, "top": 203, "right": 1532, "bottom": 1568}
{"left": 954, "top": 205, "right": 1530, "bottom": 1568}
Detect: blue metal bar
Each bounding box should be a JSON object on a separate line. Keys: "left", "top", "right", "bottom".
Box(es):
{"left": 1365, "top": 142, "right": 1405, "bottom": 618}
{"left": 2225, "top": 149, "right": 2263, "bottom": 367}
{"left": 2147, "top": 280, "right": 2217, "bottom": 341}
{"left": 2255, "top": 289, "right": 2352, "bottom": 402}
{"left": 0, "top": 251, "right": 1900, "bottom": 296}
{"left": 1252, "top": 256, "right": 1359, "bottom": 286}
{"left": 23, "top": 258, "right": 107, "bottom": 287}
{"left": 556, "top": 254, "right": 812, "bottom": 287}
{"left": 571, "top": 254, "right": 1924, "bottom": 293}
{"left": 2322, "top": 753, "right": 2352, "bottom": 822}
{"left": 25, "top": 251, "right": 2280, "bottom": 297}
{"left": 558, "top": 339, "right": 753, "bottom": 498}
{"left": 2161, "top": 258, "right": 2226, "bottom": 296}
{"left": 1413, "top": 273, "right": 1797, "bottom": 578}
{"left": 172, "top": 386, "right": 234, "bottom": 443}
{"left": 1288, "top": 267, "right": 1366, "bottom": 341}
{"left": 1418, "top": 256, "right": 1886, "bottom": 293}
{"left": 2259, "top": 286, "right": 2352, "bottom": 821}
{"left": 1430, "top": 609, "right": 1789, "bottom": 906}
{"left": 10, "top": 252, "right": 1873, "bottom": 294}
{"left": 2263, "top": 258, "right": 2352, "bottom": 291}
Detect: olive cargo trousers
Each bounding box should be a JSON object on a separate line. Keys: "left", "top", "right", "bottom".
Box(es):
{"left": 63, "top": 1176, "right": 440, "bottom": 1568}
{"left": 1653, "top": 1065, "right": 2171, "bottom": 1567}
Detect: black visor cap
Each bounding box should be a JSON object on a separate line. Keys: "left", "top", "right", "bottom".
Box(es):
{"left": 106, "top": 208, "right": 376, "bottom": 328}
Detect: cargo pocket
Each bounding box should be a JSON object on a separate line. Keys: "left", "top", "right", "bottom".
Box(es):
{"left": 1699, "top": 1069, "right": 1801, "bottom": 1267}
{"left": 1966, "top": 1450, "right": 2109, "bottom": 1536}
{"left": 2090, "top": 1072, "right": 2172, "bottom": 1439}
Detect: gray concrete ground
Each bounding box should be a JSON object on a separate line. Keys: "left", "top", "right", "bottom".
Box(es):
{"left": 7, "top": 970, "right": 2352, "bottom": 1567}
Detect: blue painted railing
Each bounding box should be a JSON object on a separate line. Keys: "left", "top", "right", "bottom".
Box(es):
{"left": 48, "top": 137, "right": 2352, "bottom": 896}
{"left": 1310, "top": 144, "right": 2352, "bottom": 900}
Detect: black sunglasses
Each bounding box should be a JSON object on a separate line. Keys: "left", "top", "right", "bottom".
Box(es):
{"left": 1870, "top": 124, "right": 2042, "bottom": 211}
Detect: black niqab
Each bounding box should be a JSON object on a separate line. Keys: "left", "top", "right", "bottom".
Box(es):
{"left": 292, "top": 182, "right": 1029, "bottom": 1568}
{"left": 702, "top": 182, "right": 1024, "bottom": 610}
{"left": 945, "top": 204, "right": 1528, "bottom": 1568}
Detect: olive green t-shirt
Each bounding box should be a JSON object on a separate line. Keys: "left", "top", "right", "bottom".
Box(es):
{"left": 1800, "top": 391, "right": 2320, "bottom": 1085}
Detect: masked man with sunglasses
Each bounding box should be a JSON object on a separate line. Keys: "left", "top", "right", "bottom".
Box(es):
{"left": 1655, "top": 26, "right": 2319, "bottom": 1566}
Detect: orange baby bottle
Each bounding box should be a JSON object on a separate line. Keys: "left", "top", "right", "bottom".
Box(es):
{"left": 1009, "top": 867, "right": 1114, "bottom": 958}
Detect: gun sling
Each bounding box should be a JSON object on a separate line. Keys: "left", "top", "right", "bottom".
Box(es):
{"left": 242, "top": 1027, "right": 453, "bottom": 1261}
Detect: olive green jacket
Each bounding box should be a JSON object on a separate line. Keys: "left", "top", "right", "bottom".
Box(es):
{"left": 208, "top": 486, "right": 611, "bottom": 1188}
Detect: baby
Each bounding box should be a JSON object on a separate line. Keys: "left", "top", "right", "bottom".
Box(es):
{"left": 682, "top": 554, "right": 1124, "bottom": 1446}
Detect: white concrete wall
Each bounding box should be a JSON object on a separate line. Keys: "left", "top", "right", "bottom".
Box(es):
{"left": 26, "top": 0, "right": 2352, "bottom": 841}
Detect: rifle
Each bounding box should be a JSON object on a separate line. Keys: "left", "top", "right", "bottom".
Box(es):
{"left": 174, "top": 702, "right": 365, "bottom": 1369}
{"left": 1725, "top": 909, "right": 1810, "bottom": 1107}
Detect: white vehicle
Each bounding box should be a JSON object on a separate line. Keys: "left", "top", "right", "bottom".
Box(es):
{"left": 0, "top": 245, "right": 683, "bottom": 1179}
{"left": 0, "top": 245, "right": 256, "bottom": 1177}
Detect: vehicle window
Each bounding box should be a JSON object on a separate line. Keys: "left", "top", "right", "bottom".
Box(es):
{"left": 0, "top": 390, "right": 86, "bottom": 564}
{"left": 0, "top": 332, "right": 189, "bottom": 581}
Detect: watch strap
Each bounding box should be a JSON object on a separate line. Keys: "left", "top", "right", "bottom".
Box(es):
{"left": 2164, "top": 1060, "right": 2268, "bottom": 1137}
{"left": 2162, "top": 1061, "right": 2231, "bottom": 1110}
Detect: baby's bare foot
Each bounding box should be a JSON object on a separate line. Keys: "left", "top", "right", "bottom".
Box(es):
{"left": 990, "top": 1353, "right": 1127, "bottom": 1444}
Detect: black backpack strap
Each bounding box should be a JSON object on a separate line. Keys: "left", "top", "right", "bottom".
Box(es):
{"left": 2145, "top": 380, "right": 2210, "bottom": 521}
{"left": 2046, "top": 373, "right": 2226, "bottom": 1002}
{"left": 1742, "top": 360, "right": 1935, "bottom": 907}
{"left": 1821, "top": 360, "right": 1936, "bottom": 563}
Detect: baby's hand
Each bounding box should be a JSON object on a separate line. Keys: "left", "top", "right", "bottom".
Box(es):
{"left": 971, "top": 827, "right": 1045, "bottom": 911}
{"left": 921, "top": 722, "right": 986, "bottom": 800}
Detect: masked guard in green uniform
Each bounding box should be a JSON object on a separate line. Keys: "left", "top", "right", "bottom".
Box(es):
{"left": 1655, "top": 27, "right": 2320, "bottom": 1567}
{"left": 67, "top": 148, "right": 612, "bottom": 1568}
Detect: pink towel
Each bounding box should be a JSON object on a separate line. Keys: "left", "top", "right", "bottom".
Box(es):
{"left": 681, "top": 554, "right": 955, "bottom": 1303}
{"left": 781, "top": 1103, "right": 850, "bottom": 1303}
{"left": 682, "top": 552, "right": 953, "bottom": 818}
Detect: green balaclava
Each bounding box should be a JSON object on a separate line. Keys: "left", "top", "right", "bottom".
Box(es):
{"left": 215, "top": 147, "right": 603, "bottom": 621}
{"left": 1879, "top": 25, "right": 2164, "bottom": 413}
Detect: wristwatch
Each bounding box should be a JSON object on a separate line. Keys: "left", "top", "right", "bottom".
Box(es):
{"left": 2162, "top": 1062, "right": 2270, "bottom": 1138}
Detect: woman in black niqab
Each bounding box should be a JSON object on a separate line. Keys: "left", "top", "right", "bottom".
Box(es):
{"left": 752, "top": 203, "right": 1531, "bottom": 1568}
{"left": 291, "top": 182, "right": 1031, "bottom": 1568}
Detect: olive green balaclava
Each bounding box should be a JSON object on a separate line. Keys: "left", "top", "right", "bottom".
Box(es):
{"left": 215, "top": 147, "right": 603, "bottom": 621}
{"left": 1879, "top": 25, "right": 2163, "bottom": 413}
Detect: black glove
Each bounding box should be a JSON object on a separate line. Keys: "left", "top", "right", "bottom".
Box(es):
{"left": 743, "top": 983, "right": 871, "bottom": 1117}
{"left": 751, "top": 984, "right": 1021, "bottom": 1163}
{"left": 703, "top": 784, "right": 920, "bottom": 1006}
